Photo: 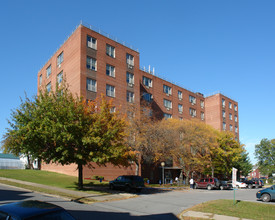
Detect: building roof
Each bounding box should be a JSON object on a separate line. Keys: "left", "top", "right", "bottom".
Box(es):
{"left": 0, "top": 153, "right": 19, "bottom": 160}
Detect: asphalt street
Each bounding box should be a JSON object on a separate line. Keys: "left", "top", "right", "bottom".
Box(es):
{"left": 0, "top": 184, "right": 270, "bottom": 220}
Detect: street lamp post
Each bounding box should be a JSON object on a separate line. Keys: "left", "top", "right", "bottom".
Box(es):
{"left": 161, "top": 162, "right": 165, "bottom": 185}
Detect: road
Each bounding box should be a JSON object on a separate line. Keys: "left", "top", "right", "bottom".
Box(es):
{"left": 0, "top": 184, "right": 267, "bottom": 219}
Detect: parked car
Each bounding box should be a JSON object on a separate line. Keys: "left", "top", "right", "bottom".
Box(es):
{"left": 228, "top": 180, "right": 247, "bottom": 188}
{"left": 109, "top": 175, "right": 145, "bottom": 192}
{"left": 256, "top": 185, "right": 275, "bottom": 202}
{"left": 194, "top": 178, "right": 221, "bottom": 190}
{"left": 242, "top": 179, "right": 260, "bottom": 189}
{"left": 0, "top": 200, "right": 76, "bottom": 220}
{"left": 251, "top": 178, "right": 263, "bottom": 188}
{"left": 219, "top": 180, "right": 232, "bottom": 190}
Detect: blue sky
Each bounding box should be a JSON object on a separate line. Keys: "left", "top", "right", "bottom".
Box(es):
{"left": 1, "top": 0, "right": 274, "bottom": 164}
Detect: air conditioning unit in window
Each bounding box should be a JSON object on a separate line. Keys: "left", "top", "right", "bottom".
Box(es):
{"left": 166, "top": 107, "right": 170, "bottom": 111}
{"left": 146, "top": 86, "right": 150, "bottom": 89}
{"left": 127, "top": 64, "right": 133, "bottom": 69}
{"left": 128, "top": 83, "right": 133, "bottom": 87}
{"left": 179, "top": 98, "right": 182, "bottom": 101}
{"left": 58, "top": 64, "right": 61, "bottom": 68}
{"left": 166, "top": 93, "right": 169, "bottom": 97}
{"left": 151, "top": 95, "right": 153, "bottom": 99}
{"left": 191, "top": 102, "right": 195, "bottom": 105}
{"left": 179, "top": 111, "right": 183, "bottom": 114}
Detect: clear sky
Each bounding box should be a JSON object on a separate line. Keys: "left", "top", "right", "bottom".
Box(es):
{"left": 1, "top": 0, "right": 274, "bottom": 164}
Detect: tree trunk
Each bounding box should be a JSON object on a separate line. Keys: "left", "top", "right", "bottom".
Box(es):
{"left": 211, "top": 166, "right": 214, "bottom": 178}
{"left": 78, "top": 163, "right": 83, "bottom": 190}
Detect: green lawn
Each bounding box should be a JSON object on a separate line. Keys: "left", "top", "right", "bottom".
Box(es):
{"left": 0, "top": 169, "right": 108, "bottom": 192}
{"left": 186, "top": 199, "right": 275, "bottom": 220}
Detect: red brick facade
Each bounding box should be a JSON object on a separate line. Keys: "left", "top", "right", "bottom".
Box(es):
{"left": 37, "top": 24, "right": 239, "bottom": 180}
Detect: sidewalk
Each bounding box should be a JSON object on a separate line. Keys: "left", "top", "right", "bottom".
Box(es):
{"left": 0, "top": 177, "right": 136, "bottom": 203}
{"left": 180, "top": 211, "right": 252, "bottom": 220}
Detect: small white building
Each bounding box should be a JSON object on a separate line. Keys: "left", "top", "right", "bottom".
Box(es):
{"left": 0, "top": 153, "right": 25, "bottom": 169}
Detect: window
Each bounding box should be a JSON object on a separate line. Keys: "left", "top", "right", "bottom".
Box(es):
{"left": 223, "top": 122, "right": 226, "bottom": 130}
{"left": 234, "top": 104, "right": 238, "bottom": 111}
{"left": 86, "top": 56, "right": 97, "bottom": 71}
{"left": 222, "top": 110, "right": 226, "bottom": 118}
{"left": 106, "top": 44, "right": 115, "bottom": 58}
{"left": 178, "top": 91, "right": 182, "bottom": 100}
{"left": 57, "top": 71, "right": 63, "bottom": 85}
{"left": 106, "top": 84, "right": 115, "bottom": 97}
{"left": 179, "top": 117, "right": 183, "bottom": 121}
{"left": 164, "top": 113, "right": 172, "bottom": 119}
{"left": 235, "top": 115, "right": 238, "bottom": 122}
{"left": 126, "top": 72, "right": 134, "bottom": 84}
{"left": 222, "top": 99, "right": 225, "bottom": 108}
{"left": 110, "top": 107, "right": 116, "bottom": 113}
{"left": 163, "top": 85, "right": 172, "bottom": 95}
{"left": 164, "top": 99, "right": 172, "bottom": 109}
{"left": 235, "top": 126, "right": 238, "bottom": 133}
{"left": 200, "top": 100, "right": 204, "bottom": 109}
{"left": 189, "top": 95, "right": 196, "bottom": 104}
{"left": 126, "top": 53, "right": 134, "bottom": 66}
{"left": 39, "top": 74, "right": 42, "bottom": 86}
{"left": 57, "top": 52, "right": 63, "bottom": 66}
{"left": 201, "top": 112, "right": 205, "bottom": 120}
{"left": 46, "top": 65, "right": 52, "bottom": 78}
{"left": 46, "top": 82, "right": 51, "bottom": 92}
{"left": 230, "top": 124, "right": 233, "bottom": 131}
{"left": 87, "top": 78, "right": 96, "bottom": 92}
{"left": 229, "top": 113, "right": 232, "bottom": 120}
{"left": 106, "top": 64, "right": 115, "bottom": 77}
{"left": 142, "top": 92, "right": 153, "bottom": 102}
{"left": 127, "top": 91, "right": 134, "bottom": 103}
{"left": 143, "top": 76, "right": 152, "bottom": 87}
{"left": 178, "top": 104, "right": 183, "bottom": 113}
{"left": 87, "top": 35, "right": 97, "bottom": 49}
{"left": 189, "top": 108, "right": 196, "bottom": 117}
{"left": 229, "top": 102, "right": 232, "bottom": 109}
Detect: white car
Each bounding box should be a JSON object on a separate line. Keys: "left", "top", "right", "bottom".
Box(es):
{"left": 228, "top": 181, "right": 247, "bottom": 188}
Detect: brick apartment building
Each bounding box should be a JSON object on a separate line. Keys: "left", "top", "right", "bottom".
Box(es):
{"left": 37, "top": 23, "right": 239, "bottom": 181}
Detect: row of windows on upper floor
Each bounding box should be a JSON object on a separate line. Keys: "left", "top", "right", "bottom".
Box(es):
{"left": 222, "top": 98, "right": 237, "bottom": 112}
{"left": 87, "top": 35, "right": 135, "bottom": 66}
{"left": 86, "top": 77, "right": 204, "bottom": 120}
{"left": 42, "top": 71, "right": 63, "bottom": 92}
{"left": 223, "top": 122, "right": 238, "bottom": 133}
{"left": 222, "top": 110, "right": 238, "bottom": 123}
{"left": 164, "top": 109, "right": 204, "bottom": 121}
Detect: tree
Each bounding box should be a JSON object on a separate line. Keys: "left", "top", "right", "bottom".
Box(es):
{"left": 255, "top": 138, "right": 275, "bottom": 176}
{"left": 2, "top": 84, "right": 130, "bottom": 189}
{"left": 211, "top": 132, "right": 244, "bottom": 178}
{"left": 234, "top": 151, "right": 253, "bottom": 177}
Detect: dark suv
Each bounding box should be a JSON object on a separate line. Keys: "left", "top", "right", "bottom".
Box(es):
{"left": 194, "top": 178, "right": 221, "bottom": 190}
{"left": 109, "top": 175, "right": 145, "bottom": 192}
{"left": 241, "top": 178, "right": 260, "bottom": 189}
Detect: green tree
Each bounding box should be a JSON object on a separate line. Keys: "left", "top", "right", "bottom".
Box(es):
{"left": 2, "top": 84, "right": 129, "bottom": 189}
{"left": 234, "top": 151, "right": 253, "bottom": 177}
{"left": 255, "top": 138, "right": 275, "bottom": 176}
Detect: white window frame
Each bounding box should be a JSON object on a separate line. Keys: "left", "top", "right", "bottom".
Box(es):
{"left": 164, "top": 113, "right": 172, "bottom": 119}
{"left": 235, "top": 115, "right": 238, "bottom": 122}
{"left": 142, "top": 92, "right": 153, "bottom": 102}
{"left": 106, "top": 64, "right": 115, "bottom": 77}
{"left": 126, "top": 72, "right": 134, "bottom": 84}
{"left": 178, "top": 104, "right": 183, "bottom": 113}
{"left": 222, "top": 110, "right": 226, "bottom": 118}
{"left": 189, "top": 108, "right": 196, "bottom": 117}
{"left": 110, "top": 107, "right": 116, "bottom": 113}
{"left": 46, "top": 82, "right": 51, "bottom": 92}
{"left": 189, "top": 95, "right": 196, "bottom": 104}
{"left": 223, "top": 122, "right": 226, "bottom": 130}
{"left": 235, "top": 126, "right": 238, "bottom": 133}
{"left": 87, "top": 56, "right": 97, "bottom": 71}
{"left": 201, "top": 112, "right": 205, "bottom": 120}
{"left": 106, "top": 84, "right": 115, "bottom": 97}
{"left": 200, "top": 100, "right": 204, "bottom": 109}
{"left": 86, "top": 78, "right": 97, "bottom": 92}
{"left": 46, "top": 65, "right": 51, "bottom": 78}
{"left": 178, "top": 91, "right": 182, "bottom": 100}
{"left": 143, "top": 76, "right": 152, "bottom": 87}
{"left": 229, "top": 102, "right": 232, "bottom": 109}
{"left": 234, "top": 104, "right": 238, "bottom": 111}
{"left": 39, "top": 74, "right": 42, "bottom": 86}
{"left": 229, "top": 113, "right": 232, "bottom": 120}
{"left": 127, "top": 91, "right": 134, "bottom": 103}
{"left": 87, "top": 35, "right": 97, "bottom": 50}
{"left": 126, "top": 53, "right": 134, "bottom": 66}
{"left": 106, "top": 44, "right": 115, "bottom": 58}
{"left": 222, "top": 99, "right": 225, "bottom": 108}
{"left": 163, "top": 85, "right": 172, "bottom": 95}
{"left": 164, "top": 99, "right": 172, "bottom": 109}
{"left": 230, "top": 124, "right": 233, "bottom": 131}
{"left": 57, "top": 71, "right": 63, "bottom": 85}
{"left": 57, "top": 52, "right": 63, "bottom": 66}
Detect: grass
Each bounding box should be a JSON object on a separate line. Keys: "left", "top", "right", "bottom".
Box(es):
{"left": 184, "top": 199, "right": 275, "bottom": 220}
{"left": 0, "top": 169, "right": 108, "bottom": 193}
